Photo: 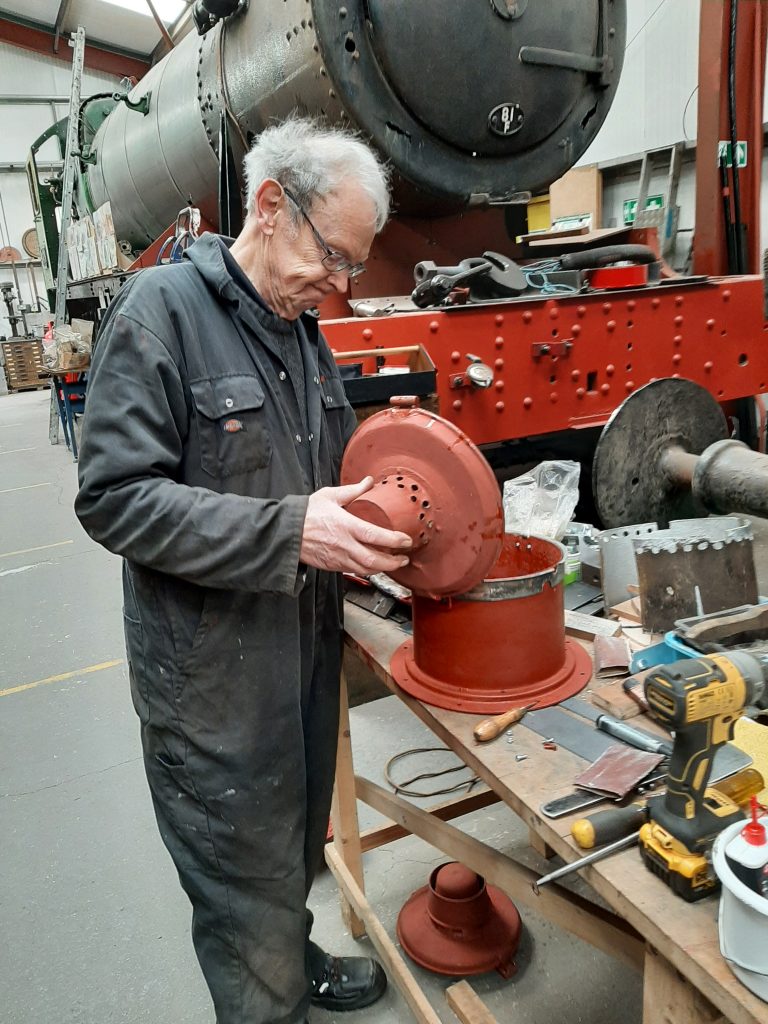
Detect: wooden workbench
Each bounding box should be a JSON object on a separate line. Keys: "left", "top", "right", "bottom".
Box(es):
{"left": 326, "top": 602, "right": 768, "bottom": 1024}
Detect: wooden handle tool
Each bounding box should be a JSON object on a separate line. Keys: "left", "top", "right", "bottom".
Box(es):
{"left": 473, "top": 701, "right": 538, "bottom": 743}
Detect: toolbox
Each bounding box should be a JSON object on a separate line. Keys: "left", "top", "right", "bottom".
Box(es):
{"left": 334, "top": 344, "right": 436, "bottom": 408}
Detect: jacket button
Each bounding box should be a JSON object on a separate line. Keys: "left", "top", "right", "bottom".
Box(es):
{"left": 295, "top": 434, "right": 302, "bottom": 443}
{"left": 225, "top": 398, "right": 234, "bottom": 408}
{"left": 313, "top": 376, "right": 320, "bottom": 385}
{"left": 279, "top": 371, "right": 287, "bottom": 381}
{"left": 326, "top": 395, "right": 333, "bottom": 404}
{"left": 309, "top": 433, "right": 314, "bottom": 441}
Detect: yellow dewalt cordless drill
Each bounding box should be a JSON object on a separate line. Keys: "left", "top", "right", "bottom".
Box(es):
{"left": 640, "top": 652, "right": 766, "bottom": 901}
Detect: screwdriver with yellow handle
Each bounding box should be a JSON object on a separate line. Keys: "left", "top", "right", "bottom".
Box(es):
{"left": 473, "top": 701, "right": 538, "bottom": 743}
{"left": 571, "top": 767, "right": 764, "bottom": 850}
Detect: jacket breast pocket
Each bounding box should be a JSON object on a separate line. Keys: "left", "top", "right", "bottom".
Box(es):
{"left": 190, "top": 374, "right": 272, "bottom": 478}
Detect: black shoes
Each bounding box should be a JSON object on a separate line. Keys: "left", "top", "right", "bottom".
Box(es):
{"left": 309, "top": 947, "right": 388, "bottom": 1012}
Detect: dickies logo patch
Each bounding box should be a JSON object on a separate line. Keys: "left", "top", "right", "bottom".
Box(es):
{"left": 222, "top": 418, "right": 245, "bottom": 433}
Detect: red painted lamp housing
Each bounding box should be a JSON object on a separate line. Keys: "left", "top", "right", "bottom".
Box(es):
{"left": 342, "top": 404, "right": 591, "bottom": 713}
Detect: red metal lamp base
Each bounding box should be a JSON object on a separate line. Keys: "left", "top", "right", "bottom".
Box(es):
{"left": 391, "top": 635, "right": 592, "bottom": 714}
{"left": 397, "top": 862, "right": 521, "bottom": 979}
{"left": 390, "top": 534, "right": 592, "bottom": 714}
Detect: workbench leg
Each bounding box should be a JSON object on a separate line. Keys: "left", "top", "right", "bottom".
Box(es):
{"left": 330, "top": 670, "right": 366, "bottom": 939}
{"left": 528, "top": 828, "right": 555, "bottom": 860}
{"left": 642, "top": 948, "right": 727, "bottom": 1024}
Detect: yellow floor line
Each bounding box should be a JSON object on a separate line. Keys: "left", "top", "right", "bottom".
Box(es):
{"left": 0, "top": 540, "right": 74, "bottom": 560}
{"left": 0, "top": 482, "right": 52, "bottom": 495}
{"left": 0, "top": 447, "right": 36, "bottom": 456}
{"left": 0, "top": 659, "right": 123, "bottom": 698}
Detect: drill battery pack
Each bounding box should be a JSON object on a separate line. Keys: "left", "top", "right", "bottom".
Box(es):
{"left": 639, "top": 821, "right": 719, "bottom": 902}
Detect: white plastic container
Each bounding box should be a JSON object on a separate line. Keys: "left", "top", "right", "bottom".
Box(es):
{"left": 712, "top": 814, "right": 768, "bottom": 1003}
{"left": 724, "top": 797, "right": 768, "bottom": 896}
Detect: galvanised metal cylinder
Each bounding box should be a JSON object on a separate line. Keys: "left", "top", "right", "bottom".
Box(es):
{"left": 85, "top": 0, "right": 626, "bottom": 249}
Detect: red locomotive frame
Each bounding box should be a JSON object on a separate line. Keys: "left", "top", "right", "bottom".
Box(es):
{"left": 322, "top": 1, "right": 768, "bottom": 452}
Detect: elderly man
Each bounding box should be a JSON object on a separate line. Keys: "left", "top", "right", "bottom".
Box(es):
{"left": 75, "top": 118, "right": 411, "bottom": 1023}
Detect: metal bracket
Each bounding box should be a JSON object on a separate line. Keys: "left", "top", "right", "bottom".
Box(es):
{"left": 532, "top": 340, "right": 573, "bottom": 359}
{"left": 519, "top": 46, "right": 613, "bottom": 84}
{"left": 113, "top": 90, "right": 152, "bottom": 116}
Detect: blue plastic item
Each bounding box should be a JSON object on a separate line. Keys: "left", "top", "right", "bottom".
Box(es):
{"left": 663, "top": 631, "right": 700, "bottom": 660}
{"left": 630, "top": 638, "right": 695, "bottom": 674}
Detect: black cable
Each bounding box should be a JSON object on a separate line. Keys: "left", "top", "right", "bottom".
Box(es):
{"left": 728, "top": 0, "right": 744, "bottom": 274}
{"left": 681, "top": 85, "right": 698, "bottom": 142}
{"left": 385, "top": 747, "right": 480, "bottom": 798}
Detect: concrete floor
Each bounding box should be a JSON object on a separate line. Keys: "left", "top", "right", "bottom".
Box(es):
{"left": 0, "top": 390, "right": 643, "bottom": 1024}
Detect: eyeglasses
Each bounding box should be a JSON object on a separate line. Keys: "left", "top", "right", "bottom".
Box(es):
{"left": 283, "top": 187, "right": 366, "bottom": 279}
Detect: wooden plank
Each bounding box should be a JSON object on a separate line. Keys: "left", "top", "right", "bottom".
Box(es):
{"left": 359, "top": 787, "right": 500, "bottom": 853}
{"left": 446, "top": 981, "right": 500, "bottom": 1024}
{"left": 344, "top": 604, "right": 768, "bottom": 1024}
{"left": 325, "top": 844, "right": 443, "bottom": 1024}
{"left": 330, "top": 671, "right": 366, "bottom": 939}
{"left": 610, "top": 598, "right": 643, "bottom": 623}
{"left": 643, "top": 948, "right": 727, "bottom": 1024}
{"left": 565, "top": 609, "right": 621, "bottom": 640}
{"left": 355, "top": 775, "right": 645, "bottom": 973}
{"left": 592, "top": 678, "right": 643, "bottom": 720}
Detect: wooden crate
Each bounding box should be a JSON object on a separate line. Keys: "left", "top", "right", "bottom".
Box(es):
{"left": 1, "top": 340, "right": 47, "bottom": 393}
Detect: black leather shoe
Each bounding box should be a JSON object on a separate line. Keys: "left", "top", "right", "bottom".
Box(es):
{"left": 310, "top": 948, "right": 387, "bottom": 1012}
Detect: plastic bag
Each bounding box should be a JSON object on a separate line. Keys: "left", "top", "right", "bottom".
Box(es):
{"left": 43, "top": 320, "right": 92, "bottom": 370}
{"left": 502, "top": 460, "right": 581, "bottom": 540}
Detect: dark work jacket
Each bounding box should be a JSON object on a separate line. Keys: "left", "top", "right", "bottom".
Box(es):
{"left": 75, "top": 233, "right": 356, "bottom": 776}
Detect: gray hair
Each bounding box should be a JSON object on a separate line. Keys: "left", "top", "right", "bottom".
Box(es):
{"left": 242, "top": 116, "right": 391, "bottom": 232}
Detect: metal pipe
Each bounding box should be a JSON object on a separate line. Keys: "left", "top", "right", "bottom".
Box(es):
{"left": 660, "top": 446, "right": 698, "bottom": 486}
{"left": 693, "top": 438, "right": 768, "bottom": 517}
{"left": 0, "top": 95, "right": 68, "bottom": 104}
{"left": 0, "top": 162, "right": 62, "bottom": 173}
{"left": 532, "top": 832, "right": 639, "bottom": 893}
{"left": 144, "top": 0, "right": 175, "bottom": 50}
{"left": 662, "top": 437, "right": 768, "bottom": 519}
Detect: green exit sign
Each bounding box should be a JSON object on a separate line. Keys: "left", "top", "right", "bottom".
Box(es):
{"left": 718, "top": 140, "right": 748, "bottom": 168}
{"left": 623, "top": 195, "right": 664, "bottom": 226}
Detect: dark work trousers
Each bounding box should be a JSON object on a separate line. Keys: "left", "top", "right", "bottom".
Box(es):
{"left": 126, "top": 564, "right": 342, "bottom": 1024}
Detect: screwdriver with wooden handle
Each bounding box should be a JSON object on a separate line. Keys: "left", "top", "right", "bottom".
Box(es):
{"left": 570, "top": 767, "right": 764, "bottom": 849}
{"left": 473, "top": 701, "right": 538, "bottom": 743}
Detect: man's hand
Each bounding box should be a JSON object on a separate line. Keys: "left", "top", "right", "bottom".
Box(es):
{"left": 300, "top": 477, "right": 413, "bottom": 574}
